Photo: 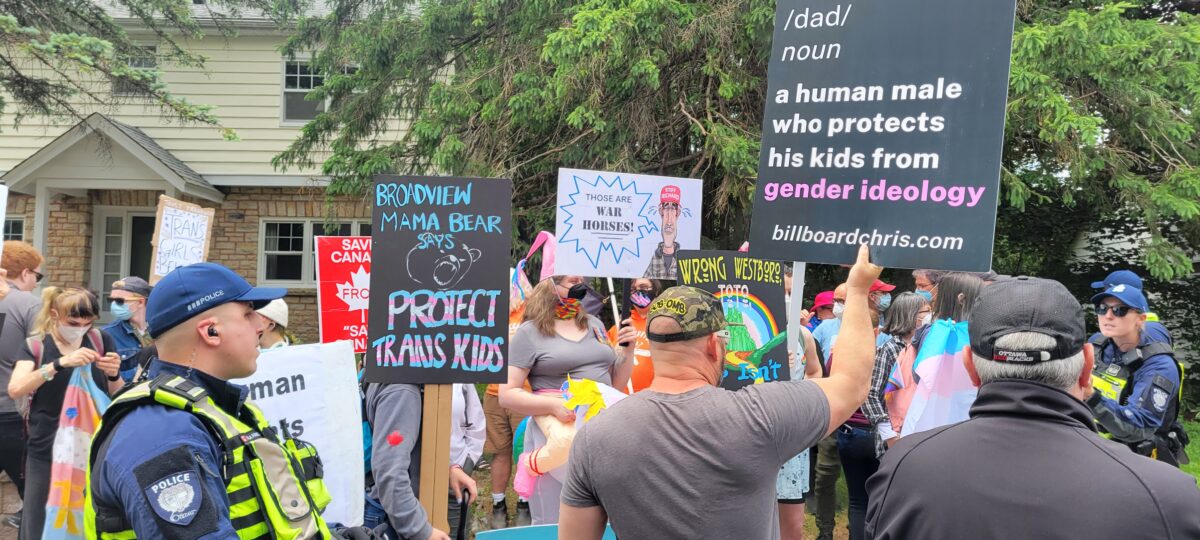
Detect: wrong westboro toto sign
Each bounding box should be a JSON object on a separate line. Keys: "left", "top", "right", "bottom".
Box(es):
{"left": 315, "top": 236, "right": 372, "bottom": 352}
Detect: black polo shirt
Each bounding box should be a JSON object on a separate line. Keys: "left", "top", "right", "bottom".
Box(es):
{"left": 867, "top": 379, "right": 1200, "bottom": 539}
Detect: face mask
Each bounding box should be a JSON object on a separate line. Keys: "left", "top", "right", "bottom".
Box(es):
{"left": 876, "top": 293, "right": 892, "bottom": 311}
{"left": 785, "top": 294, "right": 792, "bottom": 306}
{"left": 565, "top": 283, "right": 588, "bottom": 301}
{"left": 58, "top": 324, "right": 90, "bottom": 344}
{"left": 920, "top": 313, "right": 933, "bottom": 326}
{"left": 832, "top": 302, "right": 845, "bottom": 318}
{"left": 915, "top": 289, "right": 933, "bottom": 302}
{"left": 630, "top": 289, "right": 657, "bottom": 309}
{"left": 110, "top": 301, "right": 133, "bottom": 321}
{"left": 556, "top": 297, "right": 582, "bottom": 320}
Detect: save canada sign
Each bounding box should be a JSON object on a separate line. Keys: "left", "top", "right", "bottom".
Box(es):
{"left": 315, "top": 236, "right": 372, "bottom": 352}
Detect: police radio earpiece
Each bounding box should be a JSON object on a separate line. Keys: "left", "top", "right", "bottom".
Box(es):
{"left": 207, "top": 326, "right": 218, "bottom": 337}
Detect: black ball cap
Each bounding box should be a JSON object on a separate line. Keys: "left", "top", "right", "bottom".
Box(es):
{"left": 969, "top": 276, "right": 1085, "bottom": 363}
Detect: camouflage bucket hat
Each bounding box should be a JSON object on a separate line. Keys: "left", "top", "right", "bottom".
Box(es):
{"left": 646, "top": 286, "right": 727, "bottom": 342}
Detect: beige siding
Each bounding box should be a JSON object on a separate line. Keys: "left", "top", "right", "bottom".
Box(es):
{"left": 0, "top": 33, "right": 405, "bottom": 176}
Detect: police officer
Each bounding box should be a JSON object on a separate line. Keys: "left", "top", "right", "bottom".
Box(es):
{"left": 85, "top": 263, "right": 375, "bottom": 539}
{"left": 1089, "top": 269, "right": 1167, "bottom": 325}
{"left": 1086, "top": 282, "right": 1187, "bottom": 466}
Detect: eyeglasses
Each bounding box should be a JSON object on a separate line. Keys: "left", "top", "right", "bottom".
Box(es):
{"left": 31, "top": 270, "right": 44, "bottom": 282}
{"left": 110, "top": 297, "right": 143, "bottom": 306}
{"left": 1095, "top": 304, "right": 1137, "bottom": 317}
{"left": 713, "top": 329, "right": 730, "bottom": 343}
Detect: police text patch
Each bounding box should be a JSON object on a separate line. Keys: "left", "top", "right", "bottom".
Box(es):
{"left": 134, "top": 445, "right": 218, "bottom": 539}
{"left": 145, "top": 471, "right": 202, "bottom": 525}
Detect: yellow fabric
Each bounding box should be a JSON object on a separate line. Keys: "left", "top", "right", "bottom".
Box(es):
{"left": 563, "top": 377, "right": 607, "bottom": 421}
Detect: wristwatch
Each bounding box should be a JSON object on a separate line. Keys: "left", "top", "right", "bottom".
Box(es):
{"left": 51, "top": 358, "right": 63, "bottom": 372}
{"left": 106, "top": 373, "right": 121, "bottom": 382}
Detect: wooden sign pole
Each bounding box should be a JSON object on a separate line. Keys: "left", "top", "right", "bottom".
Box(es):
{"left": 418, "top": 384, "right": 453, "bottom": 532}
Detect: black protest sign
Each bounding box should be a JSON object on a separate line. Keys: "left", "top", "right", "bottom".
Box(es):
{"left": 677, "top": 251, "right": 790, "bottom": 391}
{"left": 365, "top": 176, "right": 513, "bottom": 384}
{"left": 748, "top": 0, "right": 1018, "bottom": 271}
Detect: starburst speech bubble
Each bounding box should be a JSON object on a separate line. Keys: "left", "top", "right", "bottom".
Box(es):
{"left": 557, "top": 172, "right": 658, "bottom": 269}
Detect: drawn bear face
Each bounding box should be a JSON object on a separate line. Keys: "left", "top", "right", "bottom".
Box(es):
{"left": 406, "top": 233, "right": 482, "bottom": 290}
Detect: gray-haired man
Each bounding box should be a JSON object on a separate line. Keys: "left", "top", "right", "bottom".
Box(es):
{"left": 866, "top": 276, "right": 1200, "bottom": 539}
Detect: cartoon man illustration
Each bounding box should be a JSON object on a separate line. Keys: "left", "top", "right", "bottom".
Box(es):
{"left": 643, "top": 185, "right": 681, "bottom": 280}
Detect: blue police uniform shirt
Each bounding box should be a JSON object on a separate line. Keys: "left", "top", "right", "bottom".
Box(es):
{"left": 92, "top": 358, "right": 248, "bottom": 539}
{"left": 101, "top": 319, "right": 147, "bottom": 382}
{"left": 1091, "top": 323, "right": 1179, "bottom": 433}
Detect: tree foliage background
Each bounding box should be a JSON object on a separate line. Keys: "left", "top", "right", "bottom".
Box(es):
{"left": 273, "top": 0, "right": 1200, "bottom": 409}
{"left": 0, "top": 0, "right": 296, "bottom": 139}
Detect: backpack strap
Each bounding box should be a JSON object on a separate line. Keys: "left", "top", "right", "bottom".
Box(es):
{"left": 1137, "top": 342, "right": 1174, "bottom": 361}
{"left": 25, "top": 336, "right": 43, "bottom": 368}
{"left": 87, "top": 328, "right": 105, "bottom": 357}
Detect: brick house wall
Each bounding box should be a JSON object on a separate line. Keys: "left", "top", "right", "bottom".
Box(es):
{"left": 4, "top": 187, "right": 370, "bottom": 343}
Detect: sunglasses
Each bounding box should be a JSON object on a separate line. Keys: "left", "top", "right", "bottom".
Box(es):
{"left": 32, "top": 270, "right": 44, "bottom": 282}
{"left": 714, "top": 329, "right": 730, "bottom": 342}
{"left": 1095, "top": 304, "right": 1137, "bottom": 317}
{"left": 110, "top": 297, "right": 144, "bottom": 306}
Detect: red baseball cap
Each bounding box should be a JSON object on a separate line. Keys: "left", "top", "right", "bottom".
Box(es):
{"left": 660, "top": 185, "right": 681, "bottom": 205}
{"left": 870, "top": 279, "right": 895, "bottom": 292}
{"left": 811, "top": 291, "right": 835, "bottom": 311}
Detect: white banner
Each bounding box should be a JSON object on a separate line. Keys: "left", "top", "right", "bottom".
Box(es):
{"left": 234, "top": 341, "right": 364, "bottom": 526}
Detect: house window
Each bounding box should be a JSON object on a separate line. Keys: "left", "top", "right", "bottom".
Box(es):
{"left": 260, "top": 219, "right": 371, "bottom": 285}
{"left": 282, "top": 60, "right": 326, "bottom": 123}
{"left": 282, "top": 61, "right": 360, "bottom": 123}
{"left": 3, "top": 218, "right": 24, "bottom": 241}
{"left": 113, "top": 46, "right": 157, "bottom": 97}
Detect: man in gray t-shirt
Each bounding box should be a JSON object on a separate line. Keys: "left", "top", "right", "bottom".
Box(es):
{"left": 560, "top": 245, "right": 883, "bottom": 539}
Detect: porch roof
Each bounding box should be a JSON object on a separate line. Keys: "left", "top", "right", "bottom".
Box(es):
{"left": 1, "top": 112, "right": 225, "bottom": 203}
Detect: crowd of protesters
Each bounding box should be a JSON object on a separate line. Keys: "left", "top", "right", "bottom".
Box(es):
{"left": 0, "top": 236, "right": 1197, "bottom": 540}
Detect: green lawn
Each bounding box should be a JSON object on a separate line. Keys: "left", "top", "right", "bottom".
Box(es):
{"left": 1184, "top": 419, "right": 1199, "bottom": 480}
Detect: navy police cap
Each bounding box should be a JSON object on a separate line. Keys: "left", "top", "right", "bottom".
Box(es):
{"left": 147, "top": 262, "right": 287, "bottom": 338}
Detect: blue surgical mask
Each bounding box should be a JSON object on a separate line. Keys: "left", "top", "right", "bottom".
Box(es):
{"left": 110, "top": 301, "right": 133, "bottom": 321}
{"left": 877, "top": 293, "right": 892, "bottom": 311}
{"left": 915, "top": 289, "right": 933, "bottom": 302}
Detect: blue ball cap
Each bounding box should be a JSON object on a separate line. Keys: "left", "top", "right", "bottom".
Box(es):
{"left": 147, "top": 262, "right": 287, "bottom": 338}
{"left": 1090, "top": 270, "right": 1143, "bottom": 291}
{"left": 1089, "top": 283, "right": 1149, "bottom": 313}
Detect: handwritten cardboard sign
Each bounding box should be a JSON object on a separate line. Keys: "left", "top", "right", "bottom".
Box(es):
{"left": 149, "top": 195, "right": 214, "bottom": 283}
{"left": 315, "top": 236, "right": 372, "bottom": 353}
{"left": 364, "top": 176, "right": 513, "bottom": 385}
{"left": 677, "top": 250, "right": 790, "bottom": 391}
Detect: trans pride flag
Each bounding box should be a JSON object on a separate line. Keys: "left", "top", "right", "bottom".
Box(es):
{"left": 43, "top": 368, "right": 111, "bottom": 540}
{"left": 888, "top": 319, "right": 977, "bottom": 437}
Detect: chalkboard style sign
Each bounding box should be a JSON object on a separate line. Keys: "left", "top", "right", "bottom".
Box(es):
{"left": 364, "top": 176, "right": 513, "bottom": 385}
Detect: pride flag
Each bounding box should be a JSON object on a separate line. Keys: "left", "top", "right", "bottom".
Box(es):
{"left": 898, "top": 319, "right": 977, "bottom": 437}
{"left": 43, "top": 368, "right": 111, "bottom": 540}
